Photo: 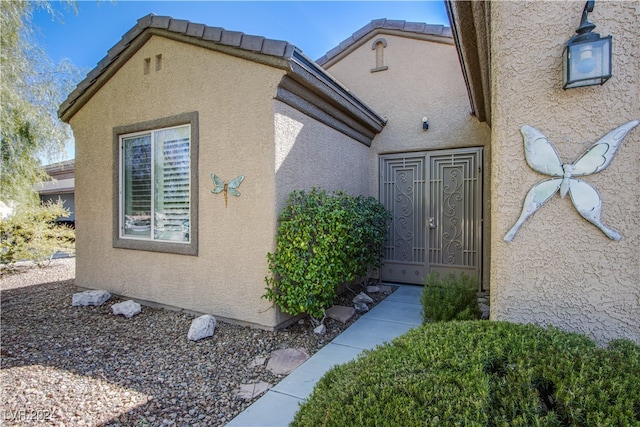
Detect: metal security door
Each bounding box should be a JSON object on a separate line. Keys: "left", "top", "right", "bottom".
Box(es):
{"left": 380, "top": 148, "right": 482, "bottom": 284}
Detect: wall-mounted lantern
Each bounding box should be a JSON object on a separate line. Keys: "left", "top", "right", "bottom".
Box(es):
{"left": 422, "top": 117, "right": 429, "bottom": 130}
{"left": 562, "top": 0, "right": 612, "bottom": 90}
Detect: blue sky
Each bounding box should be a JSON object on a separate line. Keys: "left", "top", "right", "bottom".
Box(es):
{"left": 34, "top": 1, "right": 450, "bottom": 71}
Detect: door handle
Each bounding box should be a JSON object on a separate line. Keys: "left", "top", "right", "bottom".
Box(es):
{"left": 428, "top": 217, "right": 436, "bottom": 229}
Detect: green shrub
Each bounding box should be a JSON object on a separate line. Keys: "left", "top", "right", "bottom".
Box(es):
{"left": 0, "top": 199, "right": 75, "bottom": 267}
{"left": 421, "top": 272, "right": 481, "bottom": 323}
{"left": 292, "top": 321, "right": 640, "bottom": 427}
{"left": 263, "top": 188, "right": 389, "bottom": 321}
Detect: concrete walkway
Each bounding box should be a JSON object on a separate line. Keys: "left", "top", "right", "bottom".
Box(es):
{"left": 226, "top": 284, "right": 423, "bottom": 427}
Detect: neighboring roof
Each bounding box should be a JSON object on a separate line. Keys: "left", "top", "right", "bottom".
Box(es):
{"left": 59, "top": 14, "right": 385, "bottom": 145}
{"left": 44, "top": 159, "right": 75, "bottom": 178}
{"left": 316, "top": 18, "right": 453, "bottom": 68}
{"left": 37, "top": 160, "right": 75, "bottom": 195}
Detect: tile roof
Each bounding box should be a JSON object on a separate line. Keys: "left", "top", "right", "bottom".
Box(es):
{"left": 316, "top": 18, "right": 452, "bottom": 66}
{"left": 59, "top": 14, "right": 300, "bottom": 122}
{"left": 58, "top": 14, "right": 386, "bottom": 144}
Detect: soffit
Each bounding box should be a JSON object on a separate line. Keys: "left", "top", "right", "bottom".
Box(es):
{"left": 446, "top": 1, "right": 492, "bottom": 125}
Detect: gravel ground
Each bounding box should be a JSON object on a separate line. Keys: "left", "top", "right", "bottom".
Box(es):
{"left": 0, "top": 258, "right": 393, "bottom": 426}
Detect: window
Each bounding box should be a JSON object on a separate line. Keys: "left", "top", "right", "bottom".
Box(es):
{"left": 113, "top": 112, "right": 198, "bottom": 255}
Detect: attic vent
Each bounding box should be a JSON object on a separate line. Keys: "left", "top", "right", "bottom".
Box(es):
{"left": 371, "top": 38, "right": 388, "bottom": 72}
{"left": 144, "top": 58, "right": 151, "bottom": 74}
{"left": 155, "top": 54, "right": 163, "bottom": 71}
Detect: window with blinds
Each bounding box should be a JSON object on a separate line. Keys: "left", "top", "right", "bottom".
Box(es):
{"left": 121, "top": 125, "right": 190, "bottom": 243}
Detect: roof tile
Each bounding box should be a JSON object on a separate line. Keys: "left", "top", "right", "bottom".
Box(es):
{"left": 338, "top": 36, "right": 355, "bottom": 51}
{"left": 383, "top": 20, "right": 406, "bottom": 30}
{"left": 136, "top": 14, "right": 154, "bottom": 29}
{"left": 220, "top": 30, "right": 243, "bottom": 47}
{"left": 370, "top": 18, "right": 386, "bottom": 28}
{"left": 202, "top": 26, "right": 223, "bottom": 42}
{"left": 425, "top": 24, "right": 444, "bottom": 35}
{"left": 168, "top": 18, "right": 189, "bottom": 34}
{"left": 262, "top": 39, "right": 289, "bottom": 56}
{"left": 240, "top": 34, "right": 265, "bottom": 52}
{"left": 324, "top": 45, "right": 342, "bottom": 61}
{"left": 186, "top": 23, "right": 205, "bottom": 38}
{"left": 404, "top": 22, "right": 426, "bottom": 33}
{"left": 353, "top": 22, "right": 374, "bottom": 40}
{"left": 120, "top": 26, "right": 141, "bottom": 47}
{"left": 149, "top": 15, "right": 171, "bottom": 29}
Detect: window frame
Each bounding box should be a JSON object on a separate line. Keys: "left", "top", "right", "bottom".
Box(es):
{"left": 113, "top": 112, "right": 199, "bottom": 255}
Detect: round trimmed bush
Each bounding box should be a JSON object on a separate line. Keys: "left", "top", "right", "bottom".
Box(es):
{"left": 292, "top": 321, "right": 640, "bottom": 426}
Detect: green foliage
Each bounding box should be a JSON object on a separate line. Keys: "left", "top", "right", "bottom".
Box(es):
{"left": 0, "top": 200, "right": 75, "bottom": 267}
{"left": 1, "top": 1, "right": 82, "bottom": 205}
{"left": 263, "top": 189, "right": 390, "bottom": 320}
{"left": 421, "top": 272, "right": 481, "bottom": 322}
{"left": 292, "top": 321, "right": 640, "bottom": 427}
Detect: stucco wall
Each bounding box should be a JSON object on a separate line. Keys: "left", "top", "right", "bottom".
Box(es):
{"left": 70, "top": 36, "right": 287, "bottom": 328}
{"left": 490, "top": 2, "right": 639, "bottom": 344}
{"left": 324, "top": 32, "right": 492, "bottom": 285}
{"left": 273, "top": 101, "right": 371, "bottom": 209}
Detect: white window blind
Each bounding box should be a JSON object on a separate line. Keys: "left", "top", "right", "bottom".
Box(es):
{"left": 121, "top": 125, "right": 190, "bottom": 243}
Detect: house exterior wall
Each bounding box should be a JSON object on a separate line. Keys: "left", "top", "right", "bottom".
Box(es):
{"left": 273, "top": 100, "right": 371, "bottom": 209}
{"left": 70, "top": 36, "right": 287, "bottom": 328}
{"left": 489, "top": 1, "right": 639, "bottom": 344}
{"left": 323, "top": 32, "right": 492, "bottom": 285}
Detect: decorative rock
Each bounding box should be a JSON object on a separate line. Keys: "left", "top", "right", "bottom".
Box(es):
{"left": 366, "top": 285, "right": 381, "bottom": 293}
{"left": 237, "top": 382, "right": 272, "bottom": 400}
{"left": 354, "top": 302, "right": 369, "bottom": 314}
{"left": 313, "top": 324, "right": 326, "bottom": 335}
{"left": 249, "top": 356, "right": 267, "bottom": 368}
{"left": 325, "top": 305, "right": 355, "bottom": 323}
{"left": 72, "top": 290, "right": 111, "bottom": 307}
{"left": 111, "top": 300, "right": 141, "bottom": 318}
{"left": 377, "top": 284, "right": 394, "bottom": 294}
{"left": 266, "top": 348, "right": 309, "bottom": 375}
{"left": 353, "top": 292, "right": 374, "bottom": 304}
{"left": 480, "top": 303, "right": 490, "bottom": 320}
{"left": 187, "top": 315, "right": 217, "bottom": 341}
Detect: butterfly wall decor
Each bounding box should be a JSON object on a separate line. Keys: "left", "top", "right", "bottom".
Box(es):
{"left": 504, "top": 120, "right": 639, "bottom": 242}
{"left": 211, "top": 174, "right": 245, "bottom": 208}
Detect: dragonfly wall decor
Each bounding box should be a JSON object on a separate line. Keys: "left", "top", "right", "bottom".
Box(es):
{"left": 211, "top": 174, "right": 245, "bottom": 208}
{"left": 504, "top": 120, "right": 639, "bottom": 242}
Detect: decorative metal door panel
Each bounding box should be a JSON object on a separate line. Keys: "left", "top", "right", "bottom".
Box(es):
{"left": 380, "top": 154, "right": 427, "bottom": 283}
{"left": 380, "top": 148, "right": 482, "bottom": 284}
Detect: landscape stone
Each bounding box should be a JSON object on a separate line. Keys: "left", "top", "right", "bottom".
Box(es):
{"left": 249, "top": 356, "right": 267, "bottom": 368}
{"left": 366, "top": 285, "right": 381, "bottom": 293}
{"left": 353, "top": 292, "right": 374, "bottom": 304}
{"left": 266, "top": 348, "right": 309, "bottom": 375}
{"left": 111, "top": 300, "right": 141, "bottom": 318}
{"left": 377, "top": 284, "right": 394, "bottom": 294}
{"left": 236, "top": 382, "right": 272, "bottom": 400}
{"left": 72, "top": 290, "right": 111, "bottom": 307}
{"left": 325, "top": 305, "right": 356, "bottom": 323}
{"left": 480, "top": 303, "right": 490, "bottom": 320}
{"left": 354, "top": 302, "right": 369, "bottom": 314}
{"left": 313, "top": 324, "right": 326, "bottom": 335}
{"left": 187, "top": 315, "right": 217, "bottom": 341}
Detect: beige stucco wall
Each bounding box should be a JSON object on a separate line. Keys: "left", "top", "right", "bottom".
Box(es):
{"left": 70, "top": 36, "right": 287, "bottom": 328}
{"left": 273, "top": 101, "right": 371, "bottom": 210}
{"left": 324, "top": 32, "right": 492, "bottom": 285}
{"left": 490, "top": 2, "right": 639, "bottom": 344}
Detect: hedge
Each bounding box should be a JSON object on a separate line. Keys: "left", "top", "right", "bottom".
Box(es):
{"left": 292, "top": 321, "right": 640, "bottom": 426}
